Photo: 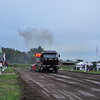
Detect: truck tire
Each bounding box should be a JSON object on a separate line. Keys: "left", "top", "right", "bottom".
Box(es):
{"left": 37, "top": 68, "right": 39, "bottom": 72}
{"left": 41, "top": 68, "right": 44, "bottom": 73}
{"left": 39, "top": 69, "right": 41, "bottom": 72}
{"left": 55, "top": 68, "right": 58, "bottom": 73}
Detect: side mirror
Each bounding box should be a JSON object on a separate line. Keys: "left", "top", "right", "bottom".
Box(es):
{"left": 59, "top": 54, "right": 60, "bottom": 58}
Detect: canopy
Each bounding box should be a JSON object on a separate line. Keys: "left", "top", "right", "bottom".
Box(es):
{"left": 97, "top": 63, "right": 100, "bottom": 71}
{"left": 76, "top": 62, "right": 87, "bottom": 67}
{"left": 88, "top": 63, "right": 93, "bottom": 66}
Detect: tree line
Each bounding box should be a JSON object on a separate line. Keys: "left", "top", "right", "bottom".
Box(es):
{"left": 1, "top": 46, "right": 44, "bottom": 64}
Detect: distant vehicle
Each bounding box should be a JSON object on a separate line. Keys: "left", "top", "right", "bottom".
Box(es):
{"left": 31, "top": 50, "right": 60, "bottom": 73}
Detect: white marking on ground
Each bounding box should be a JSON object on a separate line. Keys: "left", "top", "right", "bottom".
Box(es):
{"left": 84, "top": 79, "right": 100, "bottom": 85}
{"left": 56, "top": 78, "right": 65, "bottom": 81}
{"left": 39, "top": 76, "right": 45, "bottom": 78}
{"left": 27, "top": 76, "right": 43, "bottom": 87}
{"left": 58, "top": 90, "right": 82, "bottom": 100}
{"left": 90, "top": 88, "right": 100, "bottom": 92}
{"left": 42, "top": 90, "right": 50, "bottom": 97}
{"left": 48, "top": 83, "right": 55, "bottom": 87}
{"left": 53, "top": 94, "right": 65, "bottom": 99}
{"left": 45, "top": 74, "right": 78, "bottom": 84}
{"left": 51, "top": 74, "right": 100, "bottom": 85}
{"left": 50, "top": 74, "right": 84, "bottom": 83}
{"left": 52, "top": 74, "right": 71, "bottom": 79}
{"left": 26, "top": 76, "right": 51, "bottom": 97}
{"left": 44, "top": 88, "right": 50, "bottom": 93}
{"left": 57, "top": 90, "right": 74, "bottom": 100}
{"left": 78, "top": 90, "right": 96, "bottom": 97}
{"left": 69, "top": 92, "right": 83, "bottom": 100}
{"left": 55, "top": 78, "right": 79, "bottom": 84}
{"left": 67, "top": 82, "right": 78, "bottom": 84}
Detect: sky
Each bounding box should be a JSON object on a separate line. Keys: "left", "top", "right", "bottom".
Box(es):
{"left": 0, "top": 0, "right": 100, "bottom": 62}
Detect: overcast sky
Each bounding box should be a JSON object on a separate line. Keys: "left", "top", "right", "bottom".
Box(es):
{"left": 0, "top": 0, "right": 100, "bottom": 62}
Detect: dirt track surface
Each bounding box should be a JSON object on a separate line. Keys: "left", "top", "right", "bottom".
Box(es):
{"left": 14, "top": 68, "right": 100, "bottom": 100}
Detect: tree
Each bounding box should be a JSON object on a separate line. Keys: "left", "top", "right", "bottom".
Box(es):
{"left": 28, "top": 46, "right": 44, "bottom": 63}
{"left": 59, "top": 59, "right": 63, "bottom": 61}
{"left": 1, "top": 46, "right": 44, "bottom": 64}
{"left": 77, "top": 59, "right": 83, "bottom": 62}
{"left": 66, "top": 59, "right": 71, "bottom": 61}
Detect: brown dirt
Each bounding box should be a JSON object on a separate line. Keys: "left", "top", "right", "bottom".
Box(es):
{"left": 16, "top": 72, "right": 46, "bottom": 100}
{"left": 14, "top": 68, "right": 100, "bottom": 100}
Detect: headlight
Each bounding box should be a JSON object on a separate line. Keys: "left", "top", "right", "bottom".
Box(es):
{"left": 45, "top": 58, "right": 47, "bottom": 60}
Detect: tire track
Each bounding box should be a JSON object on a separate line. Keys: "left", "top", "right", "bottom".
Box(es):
{"left": 14, "top": 68, "right": 100, "bottom": 100}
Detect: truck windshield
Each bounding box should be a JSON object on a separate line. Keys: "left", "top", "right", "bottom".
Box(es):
{"left": 43, "top": 54, "right": 56, "bottom": 58}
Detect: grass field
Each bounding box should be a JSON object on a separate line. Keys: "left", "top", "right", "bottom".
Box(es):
{"left": 0, "top": 63, "right": 100, "bottom": 100}
{"left": 0, "top": 67, "right": 21, "bottom": 100}
{"left": 8, "top": 63, "right": 31, "bottom": 68}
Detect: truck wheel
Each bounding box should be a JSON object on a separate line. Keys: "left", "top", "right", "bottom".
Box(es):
{"left": 39, "top": 69, "right": 41, "bottom": 72}
{"left": 37, "top": 68, "right": 39, "bottom": 72}
{"left": 55, "top": 69, "right": 58, "bottom": 73}
{"left": 41, "top": 69, "right": 44, "bottom": 73}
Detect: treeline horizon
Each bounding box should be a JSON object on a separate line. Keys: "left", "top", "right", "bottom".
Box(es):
{"left": 1, "top": 46, "right": 44, "bottom": 64}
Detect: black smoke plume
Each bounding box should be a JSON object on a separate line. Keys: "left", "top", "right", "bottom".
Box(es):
{"left": 18, "top": 27, "right": 54, "bottom": 49}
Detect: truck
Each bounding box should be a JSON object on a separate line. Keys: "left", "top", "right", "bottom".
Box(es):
{"left": 31, "top": 50, "right": 60, "bottom": 73}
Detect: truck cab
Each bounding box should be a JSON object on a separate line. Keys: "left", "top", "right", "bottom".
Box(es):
{"left": 40, "top": 50, "right": 60, "bottom": 73}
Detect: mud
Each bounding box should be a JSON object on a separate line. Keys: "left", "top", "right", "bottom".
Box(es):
{"left": 14, "top": 68, "right": 100, "bottom": 100}
{"left": 16, "top": 72, "right": 45, "bottom": 100}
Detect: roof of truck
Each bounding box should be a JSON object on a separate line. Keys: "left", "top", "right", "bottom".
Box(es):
{"left": 43, "top": 50, "right": 57, "bottom": 54}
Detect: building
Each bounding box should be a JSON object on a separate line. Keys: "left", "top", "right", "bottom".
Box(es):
{"left": 59, "top": 61, "right": 79, "bottom": 66}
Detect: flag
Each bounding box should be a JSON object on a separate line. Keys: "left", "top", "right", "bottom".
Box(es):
{"left": 97, "top": 48, "right": 98, "bottom": 53}
{"left": 3, "top": 52, "right": 5, "bottom": 61}
{"left": 96, "top": 46, "right": 98, "bottom": 62}
{"left": 0, "top": 45, "right": 2, "bottom": 57}
{"left": 96, "top": 46, "right": 98, "bottom": 53}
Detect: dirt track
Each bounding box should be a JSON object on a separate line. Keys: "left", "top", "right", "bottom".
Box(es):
{"left": 14, "top": 68, "right": 100, "bottom": 100}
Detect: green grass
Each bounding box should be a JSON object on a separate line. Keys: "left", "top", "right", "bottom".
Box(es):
{"left": 8, "top": 63, "right": 31, "bottom": 68}
{"left": 3, "top": 67, "right": 15, "bottom": 73}
{"left": 59, "top": 65, "right": 100, "bottom": 74}
{"left": 0, "top": 67, "right": 21, "bottom": 100}
{"left": 86, "top": 70, "right": 100, "bottom": 74}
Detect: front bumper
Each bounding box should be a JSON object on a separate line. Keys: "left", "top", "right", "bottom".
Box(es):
{"left": 42, "top": 65, "right": 59, "bottom": 70}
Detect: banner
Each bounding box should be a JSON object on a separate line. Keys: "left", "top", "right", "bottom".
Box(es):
{"left": 3, "top": 52, "right": 5, "bottom": 61}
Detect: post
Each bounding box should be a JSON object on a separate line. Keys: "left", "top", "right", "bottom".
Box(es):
{"left": 2, "top": 67, "right": 4, "bottom": 72}
{"left": 96, "top": 46, "right": 98, "bottom": 72}
{"left": 0, "top": 68, "right": 1, "bottom": 75}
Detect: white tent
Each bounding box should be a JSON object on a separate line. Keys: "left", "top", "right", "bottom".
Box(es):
{"left": 76, "top": 62, "right": 87, "bottom": 71}
{"left": 88, "top": 63, "right": 93, "bottom": 66}
{"left": 97, "top": 63, "right": 100, "bottom": 71}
